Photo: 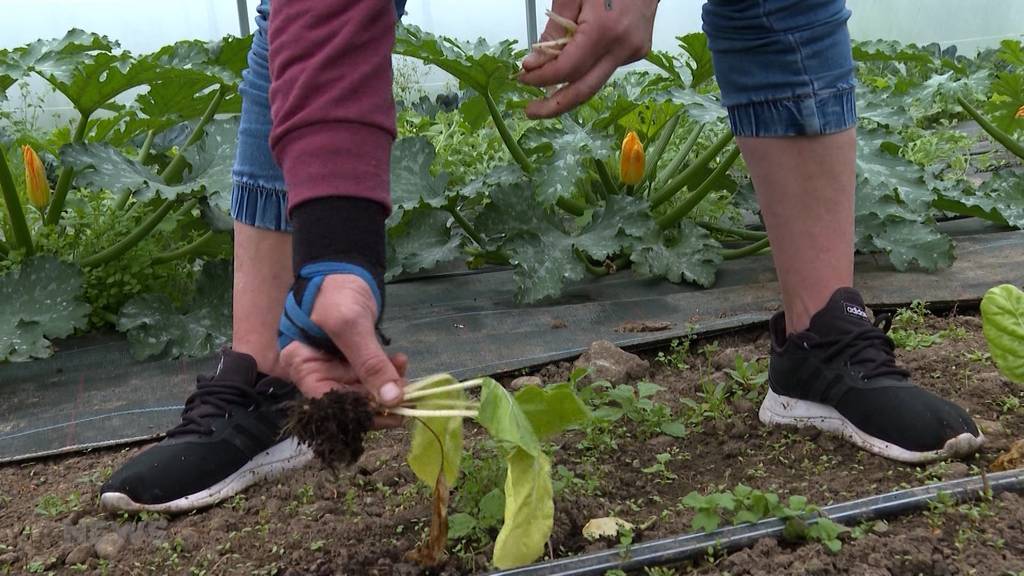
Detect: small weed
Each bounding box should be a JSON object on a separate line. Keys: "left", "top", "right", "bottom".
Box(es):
{"left": 963, "top": 349, "right": 992, "bottom": 364}
{"left": 644, "top": 568, "right": 679, "bottom": 576}
{"left": 681, "top": 380, "right": 733, "bottom": 426}
{"left": 656, "top": 337, "right": 692, "bottom": 370}
{"left": 725, "top": 355, "right": 769, "bottom": 401}
{"left": 585, "top": 381, "right": 686, "bottom": 440}
{"left": 34, "top": 492, "right": 81, "bottom": 517}
{"left": 641, "top": 452, "right": 678, "bottom": 483}
{"left": 992, "top": 394, "right": 1022, "bottom": 414}
{"left": 309, "top": 540, "right": 326, "bottom": 551}
{"left": 889, "top": 301, "right": 965, "bottom": 350}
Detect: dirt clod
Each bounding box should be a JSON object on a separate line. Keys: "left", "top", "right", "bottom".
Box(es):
{"left": 509, "top": 375, "right": 542, "bottom": 390}
{"left": 615, "top": 320, "right": 672, "bottom": 333}
{"left": 64, "top": 543, "right": 94, "bottom": 565}
{"left": 574, "top": 340, "right": 649, "bottom": 384}
{"left": 94, "top": 532, "right": 125, "bottom": 560}
{"left": 286, "top": 390, "right": 375, "bottom": 467}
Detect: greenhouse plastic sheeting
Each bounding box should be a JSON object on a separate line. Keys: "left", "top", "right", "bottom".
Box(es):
{"left": 1, "top": 227, "right": 1022, "bottom": 463}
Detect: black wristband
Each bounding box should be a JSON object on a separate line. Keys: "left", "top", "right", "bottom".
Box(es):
{"left": 290, "top": 197, "right": 387, "bottom": 305}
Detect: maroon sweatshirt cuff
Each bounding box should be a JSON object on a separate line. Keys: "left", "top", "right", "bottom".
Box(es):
{"left": 276, "top": 122, "right": 392, "bottom": 213}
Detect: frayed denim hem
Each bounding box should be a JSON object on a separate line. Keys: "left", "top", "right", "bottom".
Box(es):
{"left": 726, "top": 85, "right": 857, "bottom": 137}
{"left": 230, "top": 180, "right": 291, "bottom": 232}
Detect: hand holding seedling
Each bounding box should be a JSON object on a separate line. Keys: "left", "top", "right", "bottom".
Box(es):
{"left": 519, "top": 0, "right": 658, "bottom": 118}
{"left": 279, "top": 274, "right": 406, "bottom": 427}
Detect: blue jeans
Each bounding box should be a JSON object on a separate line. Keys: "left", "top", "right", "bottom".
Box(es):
{"left": 231, "top": 0, "right": 856, "bottom": 231}
{"left": 702, "top": 0, "right": 857, "bottom": 137}
{"left": 230, "top": 0, "right": 407, "bottom": 232}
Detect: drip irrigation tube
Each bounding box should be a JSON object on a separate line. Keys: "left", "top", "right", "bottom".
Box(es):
{"left": 487, "top": 469, "right": 1024, "bottom": 576}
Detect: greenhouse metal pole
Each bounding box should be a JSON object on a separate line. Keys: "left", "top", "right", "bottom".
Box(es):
{"left": 525, "top": 0, "right": 538, "bottom": 46}
{"left": 237, "top": 0, "right": 251, "bottom": 36}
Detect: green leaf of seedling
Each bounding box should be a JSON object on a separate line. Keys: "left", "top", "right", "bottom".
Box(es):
{"left": 447, "top": 512, "right": 477, "bottom": 540}
{"left": 733, "top": 510, "right": 762, "bottom": 525}
{"left": 660, "top": 421, "right": 687, "bottom": 438}
{"left": 592, "top": 406, "right": 624, "bottom": 422}
{"left": 407, "top": 374, "right": 466, "bottom": 487}
{"left": 0, "top": 257, "right": 91, "bottom": 362}
{"left": 513, "top": 382, "right": 590, "bottom": 440}
{"left": 636, "top": 381, "right": 664, "bottom": 399}
{"left": 981, "top": 284, "right": 1024, "bottom": 384}
{"left": 692, "top": 509, "right": 721, "bottom": 532}
{"left": 116, "top": 260, "right": 231, "bottom": 360}
{"left": 477, "top": 488, "right": 506, "bottom": 527}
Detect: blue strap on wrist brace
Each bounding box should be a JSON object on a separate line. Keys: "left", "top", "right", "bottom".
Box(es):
{"left": 277, "top": 261, "right": 383, "bottom": 356}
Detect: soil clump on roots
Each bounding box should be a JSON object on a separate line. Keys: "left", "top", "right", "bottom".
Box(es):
{"left": 285, "top": 390, "right": 374, "bottom": 467}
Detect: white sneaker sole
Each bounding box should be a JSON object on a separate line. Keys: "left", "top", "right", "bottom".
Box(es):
{"left": 100, "top": 437, "right": 314, "bottom": 513}
{"left": 758, "top": 389, "right": 984, "bottom": 464}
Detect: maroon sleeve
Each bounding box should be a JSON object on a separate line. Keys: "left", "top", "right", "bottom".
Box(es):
{"left": 267, "top": 0, "right": 397, "bottom": 214}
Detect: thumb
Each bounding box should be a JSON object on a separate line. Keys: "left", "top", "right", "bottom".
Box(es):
{"left": 313, "top": 275, "right": 404, "bottom": 407}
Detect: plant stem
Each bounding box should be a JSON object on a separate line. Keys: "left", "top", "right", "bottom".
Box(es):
{"left": 594, "top": 158, "right": 617, "bottom": 197}
{"left": 410, "top": 399, "right": 481, "bottom": 409}
{"left": 0, "top": 146, "right": 33, "bottom": 255}
{"left": 403, "top": 376, "right": 486, "bottom": 398}
{"left": 556, "top": 196, "right": 586, "bottom": 217}
{"left": 0, "top": 239, "right": 8, "bottom": 256}
{"left": 45, "top": 111, "right": 92, "bottom": 226}
{"left": 697, "top": 221, "right": 768, "bottom": 241}
{"left": 150, "top": 230, "right": 217, "bottom": 265}
{"left": 958, "top": 96, "right": 1024, "bottom": 161}
{"left": 160, "top": 86, "right": 225, "bottom": 185}
{"left": 138, "top": 129, "right": 156, "bottom": 164}
{"left": 575, "top": 247, "right": 608, "bottom": 276}
{"left": 644, "top": 112, "right": 682, "bottom": 183}
{"left": 483, "top": 89, "right": 532, "bottom": 173}
{"left": 655, "top": 123, "right": 704, "bottom": 189}
{"left": 388, "top": 407, "right": 479, "bottom": 418}
{"left": 447, "top": 204, "right": 487, "bottom": 249}
{"left": 80, "top": 198, "right": 193, "bottom": 267}
{"left": 721, "top": 237, "right": 770, "bottom": 260}
{"left": 651, "top": 130, "right": 733, "bottom": 209}
{"left": 656, "top": 147, "right": 741, "bottom": 229}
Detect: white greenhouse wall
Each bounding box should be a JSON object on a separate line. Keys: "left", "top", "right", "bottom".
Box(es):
{"left": 2, "top": 0, "right": 1022, "bottom": 126}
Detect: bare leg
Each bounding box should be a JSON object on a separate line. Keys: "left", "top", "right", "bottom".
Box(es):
{"left": 737, "top": 128, "right": 856, "bottom": 334}
{"left": 232, "top": 221, "right": 293, "bottom": 379}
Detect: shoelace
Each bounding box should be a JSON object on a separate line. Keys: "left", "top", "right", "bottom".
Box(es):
{"left": 167, "top": 377, "right": 262, "bottom": 437}
{"left": 812, "top": 314, "right": 910, "bottom": 380}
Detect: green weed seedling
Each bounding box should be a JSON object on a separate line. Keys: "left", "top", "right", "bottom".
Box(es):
{"left": 587, "top": 380, "right": 687, "bottom": 439}
{"left": 641, "top": 452, "right": 678, "bottom": 483}
{"left": 681, "top": 379, "right": 733, "bottom": 426}
{"left": 889, "top": 300, "right": 966, "bottom": 351}
{"left": 656, "top": 336, "right": 693, "bottom": 370}
{"left": 724, "top": 355, "right": 769, "bottom": 402}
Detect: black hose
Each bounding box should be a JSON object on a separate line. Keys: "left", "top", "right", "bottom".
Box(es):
{"left": 486, "top": 469, "right": 1024, "bottom": 576}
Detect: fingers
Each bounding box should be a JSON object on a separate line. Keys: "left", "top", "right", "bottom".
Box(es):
{"left": 519, "top": 24, "right": 603, "bottom": 88}
{"left": 522, "top": 0, "right": 582, "bottom": 71}
{"left": 525, "top": 58, "right": 618, "bottom": 118}
{"left": 313, "top": 275, "right": 405, "bottom": 408}
{"left": 281, "top": 342, "right": 356, "bottom": 399}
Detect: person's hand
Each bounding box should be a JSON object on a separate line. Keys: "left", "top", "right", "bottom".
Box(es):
{"left": 519, "top": 0, "right": 658, "bottom": 118}
{"left": 280, "top": 275, "right": 405, "bottom": 426}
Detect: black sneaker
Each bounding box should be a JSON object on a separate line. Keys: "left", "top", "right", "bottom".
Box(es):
{"left": 100, "top": 350, "right": 312, "bottom": 512}
{"left": 758, "top": 287, "right": 983, "bottom": 464}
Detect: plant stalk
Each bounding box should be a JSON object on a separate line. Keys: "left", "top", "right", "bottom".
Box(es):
{"left": 721, "top": 237, "right": 770, "bottom": 260}
{"left": 575, "top": 247, "right": 608, "bottom": 276}
{"left": 45, "top": 111, "right": 92, "bottom": 226}
{"left": 958, "top": 96, "right": 1024, "bottom": 160}
{"left": 651, "top": 129, "right": 733, "bottom": 209}
{"left": 388, "top": 407, "right": 479, "bottom": 418}
{"left": 160, "top": 86, "right": 225, "bottom": 185}
{"left": 656, "top": 147, "right": 741, "bottom": 229}
{"left": 447, "top": 204, "right": 487, "bottom": 249}
{"left": 150, "top": 230, "right": 218, "bottom": 265}
{"left": 138, "top": 129, "right": 156, "bottom": 164}
{"left": 80, "top": 198, "right": 193, "bottom": 267}
{"left": 0, "top": 146, "right": 33, "bottom": 255}
{"left": 483, "top": 89, "right": 532, "bottom": 173}
{"left": 403, "top": 376, "right": 486, "bottom": 397}
{"left": 643, "top": 113, "right": 682, "bottom": 183}
{"left": 0, "top": 239, "right": 8, "bottom": 256}
{"left": 594, "top": 158, "right": 617, "bottom": 197}
{"left": 556, "top": 196, "right": 586, "bottom": 217}
{"left": 655, "top": 123, "right": 704, "bottom": 189}
{"left": 697, "top": 221, "right": 768, "bottom": 241}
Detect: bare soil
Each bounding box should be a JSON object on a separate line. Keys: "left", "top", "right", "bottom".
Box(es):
{"left": 1, "top": 311, "right": 1022, "bottom": 576}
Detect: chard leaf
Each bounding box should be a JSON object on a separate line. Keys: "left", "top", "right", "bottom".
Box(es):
{"left": 631, "top": 220, "right": 722, "bottom": 287}
{"left": 981, "top": 284, "right": 1024, "bottom": 384}
{"left": 0, "top": 257, "right": 90, "bottom": 362}
{"left": 477, "top": 379, "right": 553, "bottom": 569}
{"left": 493, "top": 449, "right": 553, "bottom": 569}
{"left": 407, "top": 374, "right": 465, "bottom": 488}
{"left": 513, "top": 383, "right": 590, "bottom": 440}
{"left": 116, "top": 260, "right": 231, "bottom": 360}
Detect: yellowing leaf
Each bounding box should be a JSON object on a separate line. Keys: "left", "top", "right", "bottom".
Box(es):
{"left": 492, "top": 449, "right": 553, "bottom": 569}
{"left": 582, "top": 516, "right": 634, "bottom": 541}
